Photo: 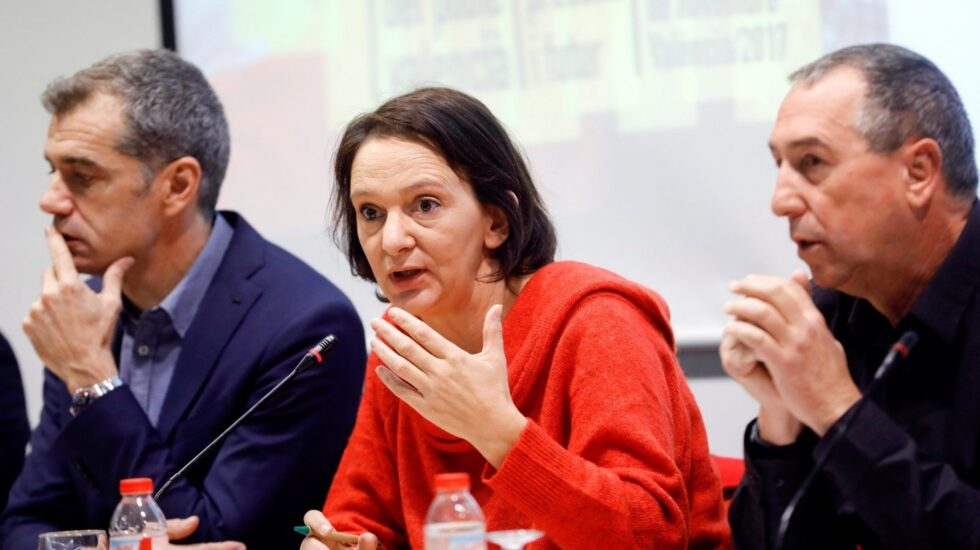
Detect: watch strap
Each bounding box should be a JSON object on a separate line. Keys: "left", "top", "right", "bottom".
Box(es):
{"left": 69, "top": 375, "right": 124, "bottom": 417}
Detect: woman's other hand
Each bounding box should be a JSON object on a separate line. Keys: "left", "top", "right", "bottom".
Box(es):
{"left": 299, "top": 510, "right": 379, "bottom": 550}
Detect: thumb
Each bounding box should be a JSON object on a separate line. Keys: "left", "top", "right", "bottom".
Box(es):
{"left": 358, "top": 532, "right": 380, "bottom": 549}
{"left": 790, "top": 269, "right": 810, "bottom": 291}
{"left": 166, "top": 515, "right": 200, "bottom": 541}
{"left": 481, "top": 304, "right": 505, "bottom": 358}
{"left": 101, "top": 256, "right": 135, "bottom": 299}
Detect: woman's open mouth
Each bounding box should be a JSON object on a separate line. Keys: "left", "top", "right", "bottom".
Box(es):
{"left": 389, "top": 268, "right": 425, "bottom": 284}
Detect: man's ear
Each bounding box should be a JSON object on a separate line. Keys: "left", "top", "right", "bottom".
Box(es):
{"left": 903, "top": 137, "right": 942, "bottom": 209}
{"left": 159, "top": 156, "right": 202, "bottom": 217}
{"left": 484, "top": 204, "right": 510, "bottom": 250}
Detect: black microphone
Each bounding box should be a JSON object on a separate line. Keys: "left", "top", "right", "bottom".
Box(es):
{"left": 773, "top": 330, "right": 918, "bottom": 550}
{"left": 154, "top": 334, "right": 338, "bottom": 501}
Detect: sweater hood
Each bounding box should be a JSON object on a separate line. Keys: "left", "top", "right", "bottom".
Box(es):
{"left": 414, "top": 260, "right": 675, "bottom": 450}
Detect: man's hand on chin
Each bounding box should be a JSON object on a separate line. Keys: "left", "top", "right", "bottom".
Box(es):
{"left": 22, "top": 228, "right": 133, "bottom": 393}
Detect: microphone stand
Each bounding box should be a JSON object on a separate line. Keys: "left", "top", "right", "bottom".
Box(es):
{"left": 773, "top": 330, "right": 918, "bottom": 550}
{"left": 154, "top": 335, "right": 337, "bottom": 501}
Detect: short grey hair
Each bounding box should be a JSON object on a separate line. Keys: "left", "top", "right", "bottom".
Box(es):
{"left": 791, "top": 43, "right": 977, "bottom": 199}
{"left": 41, "top": 49, "right": 230, "bottom": 220}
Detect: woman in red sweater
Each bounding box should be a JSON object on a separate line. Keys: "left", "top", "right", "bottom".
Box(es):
{"left": 300, "top": 87, "right": 729, "bottom": 549}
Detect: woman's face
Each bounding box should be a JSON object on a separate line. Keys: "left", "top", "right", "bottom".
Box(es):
{"left": 350, "top": 137, "right": 508, "bottom": 319}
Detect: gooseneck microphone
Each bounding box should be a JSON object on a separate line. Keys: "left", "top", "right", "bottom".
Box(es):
{"left": 773, "top": 330, "right": 918, "bottom": 550}
{"left": 154, "top": 335, "right": 338, "bottom": 501}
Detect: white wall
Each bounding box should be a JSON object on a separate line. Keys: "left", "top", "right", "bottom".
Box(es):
{"left": 689, "top": 378, "right": 757, "bottom": 456}
{"left": 0, "top": 0, "right": 760, "bottom": 458}
{"left": 0, "top": 0, "right": 161, "bottom": 428}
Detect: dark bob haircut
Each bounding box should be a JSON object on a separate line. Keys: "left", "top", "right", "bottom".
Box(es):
{"left": 332, "top": 86, "right": 557, "bottom": 284}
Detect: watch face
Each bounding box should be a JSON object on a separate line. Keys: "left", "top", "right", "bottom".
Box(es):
{"left": 69, "top": 377, "right": 120, "bottom": 416}
{"left": 70, "top": 388, "right": 95, "bottom": 416}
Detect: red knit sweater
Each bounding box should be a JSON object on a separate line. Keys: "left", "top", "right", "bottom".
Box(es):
{"left": 323, "top": 261, "right": 730, "bottom": 549}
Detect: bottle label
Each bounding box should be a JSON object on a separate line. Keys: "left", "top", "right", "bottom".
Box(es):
{"left": 446, "top": 533, "right": 485, "bottom": 550}
{"left": 109, "top": 534, "right": 168, "bottom": 550}
{"left": 424, "top": 522, "right": 486, "bottom": 550}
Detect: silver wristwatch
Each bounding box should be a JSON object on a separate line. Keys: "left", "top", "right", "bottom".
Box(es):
{"left": 69, "top": 375, "right": 124, "bottom": 416}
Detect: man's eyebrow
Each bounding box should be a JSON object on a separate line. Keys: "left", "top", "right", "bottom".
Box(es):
{"left": 48, "top": 155, "right": 100, "bottom": 168}
{"left": 769, "top": 137, "right": 828, "bottom": 152}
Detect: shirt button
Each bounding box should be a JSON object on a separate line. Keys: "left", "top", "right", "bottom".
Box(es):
{"left": 137, "top": 344, "right": 151, "bottom": 357}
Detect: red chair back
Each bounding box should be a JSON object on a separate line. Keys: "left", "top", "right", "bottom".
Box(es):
{"left": 711, "top": 454, "right": 745, "bottom": 514}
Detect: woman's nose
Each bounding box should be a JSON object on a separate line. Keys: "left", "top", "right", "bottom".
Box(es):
{"left": 381, "top": 212, "right": 416, "bottom": 256}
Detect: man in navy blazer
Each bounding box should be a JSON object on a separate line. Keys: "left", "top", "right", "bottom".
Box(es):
{"left": 0, "top": 331, "right": 29, "bottom": 515}
{"left": 2, "top": 50, "right": 366, "bottom": 549}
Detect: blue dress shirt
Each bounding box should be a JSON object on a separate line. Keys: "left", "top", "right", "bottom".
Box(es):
{"left": 118, "top": 215, "right": 233, "bottom": 425}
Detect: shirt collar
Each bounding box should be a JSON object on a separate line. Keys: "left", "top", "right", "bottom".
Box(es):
{"left": 905, "top": 199, "right": 980, "bottom": 344}
{"left": 154, "top": 213, "right": 235, "bottom": 338}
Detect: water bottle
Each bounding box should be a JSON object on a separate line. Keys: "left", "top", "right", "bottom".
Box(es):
{"left": 424, "top": 472, "right": 486, "bottom": 550}
{"left": 109, "top": 477, "right": 169, "bottom": 550}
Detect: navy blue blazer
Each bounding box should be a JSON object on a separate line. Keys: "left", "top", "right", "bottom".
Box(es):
{"left": 1, "top": 212, "right": 366, "bottom": 549}
{"left": 0, "top": 332, "right": 29, "bottom": 516}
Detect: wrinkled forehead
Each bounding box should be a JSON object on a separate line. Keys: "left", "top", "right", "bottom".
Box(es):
{"left": 43, "top": 97, "right": 144, "bottom": 181}
{"left": 46, "top": 92, "right": 127, "bottom": 145}
{"left": 349, "top": 136, "right": 468, "bottom": 197}
{"left": 770, "top": 67, "right": 869, "bottom": 148}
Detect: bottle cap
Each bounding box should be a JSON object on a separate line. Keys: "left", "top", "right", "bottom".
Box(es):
{"left": 119, "top": 477, "right": 154, "bottom": 495}
{"left": 433, "top": 472, "right": 470, "bottom": 491}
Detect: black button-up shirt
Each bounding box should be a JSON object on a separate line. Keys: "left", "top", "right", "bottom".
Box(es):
{"left": 731, "top": 200, "right": 980, "bottom": 549}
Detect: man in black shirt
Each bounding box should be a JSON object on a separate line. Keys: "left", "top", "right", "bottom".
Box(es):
{"left": 722, "top": 43, "right": 980, "bottom": 548}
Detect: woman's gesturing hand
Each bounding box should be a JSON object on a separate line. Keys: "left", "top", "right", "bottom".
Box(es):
{"left": 371, "top": 305, "right": 527, "bottom": 467}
